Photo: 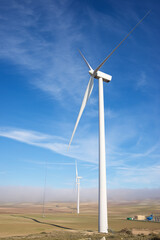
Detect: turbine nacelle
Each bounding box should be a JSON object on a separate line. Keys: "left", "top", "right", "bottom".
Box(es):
{"left": 89, "top": 69, "right": 112, "bottom": 83}
{"left": 77, "top": 176, "right": 82, "bottom": 179}
{"left": 76, "top": 176, "right": 82, "bottom": 183}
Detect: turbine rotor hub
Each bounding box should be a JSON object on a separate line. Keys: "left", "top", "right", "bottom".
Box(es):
{"left": 89, "top": 69, "right": 112, "bottom": 83}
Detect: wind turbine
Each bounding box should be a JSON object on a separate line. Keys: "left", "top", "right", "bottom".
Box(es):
{"left": 76, "top": 161, "right": 82, "bottom": 214}
{"left": 68, "top": 11, "right": 150, "bottom": 233}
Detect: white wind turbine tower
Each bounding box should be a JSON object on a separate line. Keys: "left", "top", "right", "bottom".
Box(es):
{"left": 75, "top": 161, "right": 82, "bottom": 214}
{"left": 68, "top": 11, "right": 150, "bottom": 233}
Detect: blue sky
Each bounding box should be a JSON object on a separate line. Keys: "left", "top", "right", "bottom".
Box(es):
{"left": 0, "top": 0, "right": 160, "bottom": 198}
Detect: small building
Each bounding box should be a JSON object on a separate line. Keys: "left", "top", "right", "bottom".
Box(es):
{"left": 134, "top": 215, "right": 146, "bottom": 220}
{"left": 127, "top": 217, "right": 134, "bottom": 220}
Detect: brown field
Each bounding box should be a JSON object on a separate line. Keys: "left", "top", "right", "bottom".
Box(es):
{"left": 0, "top": 200, "right": 160, "bottom": 239}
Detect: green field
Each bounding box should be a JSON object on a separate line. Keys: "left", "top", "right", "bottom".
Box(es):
{"left": 0, "top": 201, "right": 160, "bottom": 239}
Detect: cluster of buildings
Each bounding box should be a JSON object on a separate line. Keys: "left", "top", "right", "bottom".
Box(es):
{"left": 127, "top": 214, "right": 160, "bottom": 222}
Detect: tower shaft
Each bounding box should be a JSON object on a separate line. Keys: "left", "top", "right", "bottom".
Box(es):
{"left": 98, "top": 77, "right": 108, "bottom": 233}
{"left": 77, "top": 180, "right": 80, "bottom": 214}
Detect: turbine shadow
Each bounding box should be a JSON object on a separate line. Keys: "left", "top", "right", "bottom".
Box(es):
{"left": 12, "top": 215, "right": 73, "bottom": 230}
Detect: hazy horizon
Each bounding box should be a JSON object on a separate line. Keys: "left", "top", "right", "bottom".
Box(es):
{"left": 0, "top": 186, "right": 159, "bottom": 203}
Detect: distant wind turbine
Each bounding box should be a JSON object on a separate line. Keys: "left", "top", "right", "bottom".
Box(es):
{"left": 68, "top": 11, "right": 150, "bottom": 233}
{"left": 76, "top": 161, "right": 82, "bottom": 214}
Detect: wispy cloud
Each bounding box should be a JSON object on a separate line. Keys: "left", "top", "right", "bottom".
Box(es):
{"left": 136, "top": 71, "right": 147, "bottom": 89}
{"left": 24, "top": 159, "right": 75, "bottom": 166}
{"left": 111, "top": 163, "right": 160, "bottom": 188}
{"left": 129, "top": 143, "right": 160, "bottom": 158}
{"left": 0, "top": 0, "right": 88, "bottom": 105}
{"left": 86, "top": 107, "right": 117, "bottom": 119}
{"left": 0, "top": 0, "right": 150, "bottom": 107}
{"left": 0, "top": 127, "right": 98, "bottom": 163}
{"left": 1, "top": 125, "right": 159, "bottom": 164}
{"left": 0, "top": 125, "right": 160, "bottom": 188}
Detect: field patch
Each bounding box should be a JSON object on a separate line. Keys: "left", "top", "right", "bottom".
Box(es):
{"left": 0, "top": 201, "right": 160, "bottom": 239}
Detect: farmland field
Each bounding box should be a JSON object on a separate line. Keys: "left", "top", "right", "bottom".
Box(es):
{"left": 0, "top": 200, "right": 160, "bottom": 239}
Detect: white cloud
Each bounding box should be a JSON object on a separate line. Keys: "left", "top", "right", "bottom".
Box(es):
{"left": 0, "top": 0, "right": 148, "bottom": 107}
{"left": 0, "top": 127, "right": 98, "bottom": 163}
{"left": 0, "top": 125, "right": 160, "bottom": 189}
{"left": 129, "top": 143, "right": 160, "bottom": 158}
{"left": 24, "top": 160, "right": 75, "bottom": 166}
{"left": 108, "top": 162, "right": 160, "bottom": 189}
{"left": 0, "top": 123, "right": 159, "bottom": 165}
{"left": 0, "top": 0, "right": 87, "bottom": 105}
{"left": 136, "top": 71, "right": 147, "bottom": 89}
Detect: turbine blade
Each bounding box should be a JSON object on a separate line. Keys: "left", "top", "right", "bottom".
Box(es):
{"left": 79, "top": 50, "right": 92, "bottom": 70}
{"left": 94, "top": 10, "right": 151, "bottom": 75}
{"left": 68, "top": 76, "right": 94, "bottom": 148}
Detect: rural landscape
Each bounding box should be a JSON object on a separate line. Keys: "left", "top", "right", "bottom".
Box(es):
{"left": 0, "top": 200, "right": 160, "bottom": 239}
{"left": 0, "top": 0, "right": 160, "bottom": 239}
